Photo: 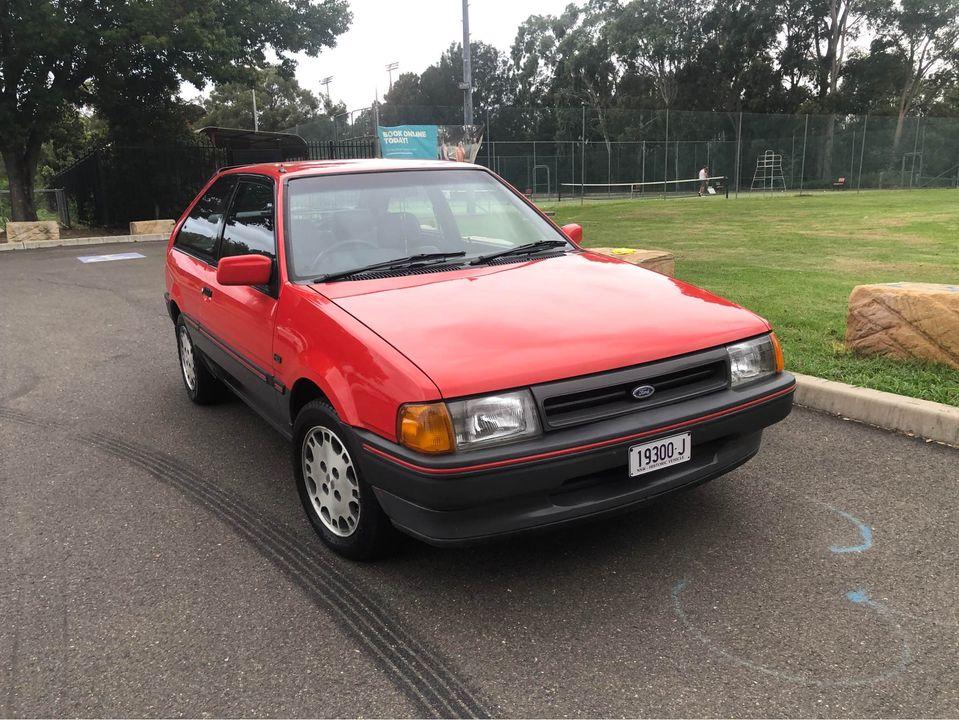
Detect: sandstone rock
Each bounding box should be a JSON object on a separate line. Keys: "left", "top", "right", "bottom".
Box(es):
{"left": 588, "top": 247, "right": 675, "bottom": 276}
{"left": 129, "top": 219, "right": 175, "bottom": 235}
{"left": 846, "top": 282, "right": 959, "bottom": 369}
{"left": 6, "top": 221, "right": 59, "bottom": 244}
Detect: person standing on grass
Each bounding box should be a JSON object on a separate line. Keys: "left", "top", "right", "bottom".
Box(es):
{"left": 698, "top": 166, "right": 709, "bottom": 196}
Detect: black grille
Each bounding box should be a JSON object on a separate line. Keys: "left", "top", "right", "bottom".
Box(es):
{"left": 533, "top": 351, "right": 729, "bottom": 429}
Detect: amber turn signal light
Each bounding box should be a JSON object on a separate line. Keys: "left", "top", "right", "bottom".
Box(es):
{"left": 398, "top": 403, "right": 455, "bottom": 454}
{"left": 770, "top": 332, "right": 785, "bottom": 373}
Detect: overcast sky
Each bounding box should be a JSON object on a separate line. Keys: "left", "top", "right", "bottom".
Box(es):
{"left": 185, "top": 0, "right": 573, "bottom": 110}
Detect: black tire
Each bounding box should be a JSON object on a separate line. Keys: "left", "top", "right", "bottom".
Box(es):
{"left": 175, "top": 316, "right": 221, "bottom": 405}
{"left": 293, "top": 400, "right": 397, "bottom": 561}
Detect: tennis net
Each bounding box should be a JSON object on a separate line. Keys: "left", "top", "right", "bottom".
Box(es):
{"left": 559, "top": 175, "right": 728, "bottom": 200}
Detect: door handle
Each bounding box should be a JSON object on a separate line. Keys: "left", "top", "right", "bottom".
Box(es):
{"left": 201, "top": 286, "right": 213, "bottom": 298}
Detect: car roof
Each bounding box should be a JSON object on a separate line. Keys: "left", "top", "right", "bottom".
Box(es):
{"left": 218, "top": 158, "right": 483, "bottom": 180}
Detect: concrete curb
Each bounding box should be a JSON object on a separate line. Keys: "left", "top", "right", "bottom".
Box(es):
{"left": 0, "top": 233, "right": 167, "bottom": 252}
{"left": 794, "top": 372, "right": 959, "bottom": 447}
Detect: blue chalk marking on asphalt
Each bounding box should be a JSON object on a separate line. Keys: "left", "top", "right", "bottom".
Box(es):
{"left": 846, "top": 587, "right": 957, "bottom": 628}
{"left": 846, "top": 588, "right": 870, "bottom": 604}
{"left": 77, "top": 252, "right": 145, "bottom": 264}
{"left": 827, "top": 507, "right": 873, "bottom": 553}
{"left": 671, "top": 578, "right": 912, "bottom": 687}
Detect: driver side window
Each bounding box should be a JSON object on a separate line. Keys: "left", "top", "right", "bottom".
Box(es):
{"left": 220, "top": 179, "right": 276, "bottom": 260}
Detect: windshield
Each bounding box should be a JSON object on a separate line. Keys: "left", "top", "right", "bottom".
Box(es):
{"left": 285, "top": 168, "right": 568, "bottom": 280}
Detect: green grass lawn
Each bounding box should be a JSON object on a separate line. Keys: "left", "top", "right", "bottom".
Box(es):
{"left": 544, "top": 189, "right": 959, "bottom": 406}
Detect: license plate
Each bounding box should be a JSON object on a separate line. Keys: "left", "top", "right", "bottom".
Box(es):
{"left": 628, "top": 433, "right": 692, "bottom": 477}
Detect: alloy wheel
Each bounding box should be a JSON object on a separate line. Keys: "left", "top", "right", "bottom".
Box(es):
{"left": 178, "top": 325, "right": 197, "bottom": 391}
{"left": 302, "top": 425, "right": 361, "bottom": 537}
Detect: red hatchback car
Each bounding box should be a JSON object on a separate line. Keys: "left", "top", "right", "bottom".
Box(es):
{"left": 165, "top": 159, "right": 794, "bottom": 559}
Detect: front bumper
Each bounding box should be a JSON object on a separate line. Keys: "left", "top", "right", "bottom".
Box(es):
{"left": 358, "top": 373, "right": 795, "bottom": 546}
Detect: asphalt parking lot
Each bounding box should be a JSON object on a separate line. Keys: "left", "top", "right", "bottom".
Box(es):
{"left": 1, "top": 240, "right": 957, "bottom": 718}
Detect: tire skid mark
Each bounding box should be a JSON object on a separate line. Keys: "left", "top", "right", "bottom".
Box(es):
{"left": 86, "top": 432, "right": 492, "bottom": 719}
{"left": 0, "top": 407, "right": 493, "bottom": 718}
{"left": 0, "top": 407, "right": 45, "bottom": 427}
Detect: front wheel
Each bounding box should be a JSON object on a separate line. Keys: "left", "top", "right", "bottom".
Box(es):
{"left": 293, "top": 400, "right": 397, "bottom": 560}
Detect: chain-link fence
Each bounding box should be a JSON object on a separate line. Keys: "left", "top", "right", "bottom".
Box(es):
{"left": 295, "top": 104, "right": 959, "bottom": 200}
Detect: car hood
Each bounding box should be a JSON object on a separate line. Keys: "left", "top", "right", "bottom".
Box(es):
{"left": 314, "top": 251, "right": 770, "bottom": 398}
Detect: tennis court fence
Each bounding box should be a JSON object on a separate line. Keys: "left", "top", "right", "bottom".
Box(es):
{"left": 290, "top": 106, "right": 959, "bottom": 200}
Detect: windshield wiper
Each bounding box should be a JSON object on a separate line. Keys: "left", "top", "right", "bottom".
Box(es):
{"left": 468, "top": 239, "right": 569, "bottom": 266}
{"left": 313, "top": 251, "right": 466, "bottom": 283}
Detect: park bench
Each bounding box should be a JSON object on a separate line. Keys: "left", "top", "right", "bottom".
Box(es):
{"left": 833, "top": 176, "right": 847, "bottom": 190}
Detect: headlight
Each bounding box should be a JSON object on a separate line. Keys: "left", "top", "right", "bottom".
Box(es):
{"left": 727, "top": 333, "right": 784, "bottom": 387}
{"left": 398, "top": 390, "right": 542, "bottom": 454}
{"left": 447, "top": 390, "right": 542, "bottom": 451}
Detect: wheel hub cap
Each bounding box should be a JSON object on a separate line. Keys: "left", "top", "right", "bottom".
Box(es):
{"left": 302, "top": 426, "right": 360, "bottom": 537}
{"left": 178, "top": 326, "right": 197, "bottom": 391}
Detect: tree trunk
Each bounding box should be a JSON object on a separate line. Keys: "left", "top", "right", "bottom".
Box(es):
{"left": 822, "top": 113, "right": 836, "bottom": 181}
{"left": 1, "top": 145, "right": 40, "bottom": 222}
{"left": 892, "top": 107, "right": 907, "bottom": 157}
{"left": 892, "top": 78, "right": 918, "bottom": 156}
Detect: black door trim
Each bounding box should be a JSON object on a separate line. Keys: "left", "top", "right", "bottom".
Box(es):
{"left": 181, "top": 313, "right": 285, "bottom": 394}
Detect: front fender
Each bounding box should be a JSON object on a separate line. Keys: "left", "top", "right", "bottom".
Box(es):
{"left": 274, "top": 285, "right": 441, "bottom": 441}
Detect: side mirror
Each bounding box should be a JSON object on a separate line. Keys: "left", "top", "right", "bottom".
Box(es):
{"left": 217, "top": 254, "right": 272, "bottom": 286}
{"left": 561, "top": 223, "right": 583, "bottom": 244}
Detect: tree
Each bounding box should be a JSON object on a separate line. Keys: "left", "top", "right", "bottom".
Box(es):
{"left": 777, "top": 0, "right": 819, "bottom": 108}
{"left": 511, "top": 12, "right": 574, "bottom": 108}
{"left": 691, "top": 0, "right": 785, "bottom": 113}
{"left": 805, "top": 0, "right": 883, "bottom": 176}
{"left": 880, "top": 0, "right": 959, "bottom": 151}
{"left": 200, "top": 65, "right": 322, "bottom": 132}
{"left": 0, "top": 0, "right": 350, "bottom": 220}
{"left": 610, "top": 0, "right": 707, "bottom": 109}
{"left": 838, "top": 41, "right": 911, "bottom": 113}
{"left": 509, "top": 2, "right": 626, "bottom": 146}
{"left": 381, "top": 42, "right": 516, "bottom": 126}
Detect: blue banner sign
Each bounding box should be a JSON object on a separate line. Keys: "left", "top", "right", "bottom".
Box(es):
{"left": 377, "top": 125, "right": 438, "bottom": 159}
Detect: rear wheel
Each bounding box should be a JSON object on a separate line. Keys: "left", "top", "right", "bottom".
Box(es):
{"left": 175, "top": 316, "right": 221, "bottom": 405}
{"left": 293, "top": 400, "right": 396, "bottom": 560}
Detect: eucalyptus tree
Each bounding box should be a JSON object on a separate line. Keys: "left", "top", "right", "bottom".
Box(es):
{"left": 881, "top": 0, "right": 959, "bottom": 151}
{"left": 0, "top": 0, "right": 350, "bottom": 220}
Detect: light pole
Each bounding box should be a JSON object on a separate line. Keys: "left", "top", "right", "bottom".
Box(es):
{"left": 252, "top": 87, "right": 258, "bottom": 132}
{"left": 461, "top": 0, "right": 473, "bottom": 126}
{"left": 320, "top": 75, "right": 333, "bottom": 102}
{"left": 385, "top": 62, "right": 399, "bottom": 92}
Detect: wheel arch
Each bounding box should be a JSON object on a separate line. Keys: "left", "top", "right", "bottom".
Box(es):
{"left": 289, "top": 378, "right": 334, "bottom": 426}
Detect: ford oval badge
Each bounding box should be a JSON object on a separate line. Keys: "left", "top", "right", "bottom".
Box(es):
{"left": 632, "top": 384, "right": 656, "bottom": 400}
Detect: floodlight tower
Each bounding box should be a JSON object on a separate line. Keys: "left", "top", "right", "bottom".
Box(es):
{"left": 461, "top": 0, "right": 474, "bottom": 125}
{"left": 385, "top": 62, "right": 399, "bottom": 92}
{"left": 320, "top": 75, "right": 333, "bottom": 101}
